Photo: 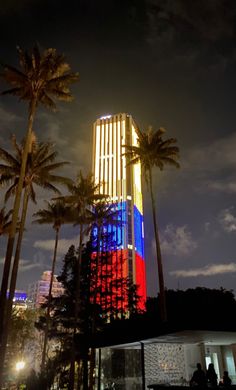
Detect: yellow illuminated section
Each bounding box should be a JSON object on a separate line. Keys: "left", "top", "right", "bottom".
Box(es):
{"left": 132, "top": 124, "right": 143, "bottom": 214}
{"left": 109, "top": 122, "right": 112, "bottom": 196}
{"left": 104, "top": 122, "right": 108, "bottom": 194}
{"left": 95, "top": 125, "right": 100, "bottom": 183}
{"left": 113, "top": 120, "right": 117, "bottom": 198}
{"left": 94, "top": 116, "right": 143, "bottom": 210}
{"left": 100, "top": 124, "right": 104, "bottom": 185}
{"left": 117, "top": 120, "right": 121, "bottom": 181}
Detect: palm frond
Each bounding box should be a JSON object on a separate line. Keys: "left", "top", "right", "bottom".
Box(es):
{"left": 0, "top": 87, "right": 23, "bottom": 97}
{"left": 11, "top": 134, "right": 23, "bottom": 159}
{"left": 4, "top": 182, "right": 17, "bottom": 203}
{"left": 0, "top": 147, "right": 20, "bottom": 166}
{"left": 28, "top": 184, "right": 36, "bottom": 204}
{"left": 39, "top": 92, "right": 57, "bottom": 110}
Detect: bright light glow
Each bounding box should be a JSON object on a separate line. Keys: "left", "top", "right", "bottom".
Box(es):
{"left": 16, "top": 361, "right": 25, "bottom": 371}
{"left": 100, "top": 115, "right": 111, "bottom": 120}
{"left": 95, "top": 125, "right": 100, "bottom": 183}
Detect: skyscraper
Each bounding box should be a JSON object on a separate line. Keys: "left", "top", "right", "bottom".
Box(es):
{"left": 92, "top": 113, "right": 146, "bottom": 309}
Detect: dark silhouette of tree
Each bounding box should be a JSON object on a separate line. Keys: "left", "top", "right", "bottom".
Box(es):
{"left": 146, "top": 287, "right": 236, "bottom": 329}
{"left": 33, "top": 200, "right": 74, "bottom": 372}
{"left": 124, "top": 126, "right": 180, "bottom": 322}
{"left": 56, "top": 171, "right": 105, "bottom": 390}
{"left": 36, "top": 234, "right": 142, "bottom": 389}
{"left": 0, "top": 207, "right": 12, "bottom": 237}
{"left": 0, "top": 135, "right": 70, "bottom": 384}
{"left": 0, "top": 44, "right": 78, "bottom": 385}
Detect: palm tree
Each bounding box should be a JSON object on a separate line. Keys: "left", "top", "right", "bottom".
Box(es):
{"left": 57, "top": 171, "right": 104, "bottom": 390}
{"left": 33, "top": 200, "right": 74, "bottom": 372}
{"left": 0, "top": 134, "right": 71, "bottom": 381}
{"left": 0, "top": 45, "right": 78, "bottom": 377}
{"left": 0, "top": 207, "right": 12, "bottom": 237}
{"left": 124, "top": 126, "right": 180, "bottom": 322}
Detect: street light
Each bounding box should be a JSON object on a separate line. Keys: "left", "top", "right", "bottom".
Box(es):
{"left": 15, "top": 360, "right": 26, "bottom": 390}
{"left": 15, "top": 361, "right": 25, "bottom": 372}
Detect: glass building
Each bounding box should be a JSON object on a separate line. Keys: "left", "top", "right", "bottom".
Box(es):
{"left": 92, "top": 113, "right": 146, "bottom": 310}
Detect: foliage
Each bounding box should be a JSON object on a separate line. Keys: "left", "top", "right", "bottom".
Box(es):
{"left": 35, "top": 234, "right": 143, "bottom": 388}
{"left": 8, "top": 308, "right": 37, "bottom": 356}
{"left": 0, "top": 135, "right": 71, "bottom": 203}
{"left": 146, "top": 287, "right": 236, "bottom": 329}
{"left": 0, "top": 44, "right": 79, "bottom": 388}
{"left": 0, "top": 207, "right": 12, "bottom": 236}
{"left": 124, "top": 126, "right": 180, "bottom": 184}
{"left": 33, "top": 199, "right": 75, "bottom": 372}
{"left": 1, "top": 44, "right": 79, "bottom": 109}
{"left": 4, "top": 308, "right": 41, "bottom": 386}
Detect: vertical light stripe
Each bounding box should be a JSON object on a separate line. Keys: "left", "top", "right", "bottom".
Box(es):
{"left": 100, "top": 123, "right": 104, "bottom": 190}
{"left": 95, "top": 125, "right": 100, "bottom": 184}
{"left": 122, "top": 119, "right": 126, "bottom": 180}
{"left": 104, "top": 122, "right": 108, "bottom": 194}
{"left": 109, "top": 122, "right": 112, "bottom": 196}
{"left": 117, "top": 119, "right": 121, "bottom": 181}
{"left": 113, "top": 120, "right": 117, "bottom": 198}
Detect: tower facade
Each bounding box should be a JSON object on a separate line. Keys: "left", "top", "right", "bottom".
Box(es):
{"left": 92, "top": 113, "right": 146, "bottom": 308}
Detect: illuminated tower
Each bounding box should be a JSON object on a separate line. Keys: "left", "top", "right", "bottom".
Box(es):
{"left": 92, "top": 113, "right": 146, "bottom": 308}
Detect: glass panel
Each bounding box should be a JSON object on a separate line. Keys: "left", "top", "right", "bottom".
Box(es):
{"left": 99, "top": 347, "right": 143, "bottom": 389}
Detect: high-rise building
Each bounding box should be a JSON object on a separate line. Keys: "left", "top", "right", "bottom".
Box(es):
{"left": 28, "top": 271, "right": 64, "bottom": 308}
{"left": 92, "top": 113, "right": 146, "bottom": 309}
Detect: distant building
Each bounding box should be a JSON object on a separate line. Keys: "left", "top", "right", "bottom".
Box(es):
{"left": 7, "top": 290, "right": 28, "bottom": 311}
{"left": 27, "top": 271, "right": 64, "bottom": 308}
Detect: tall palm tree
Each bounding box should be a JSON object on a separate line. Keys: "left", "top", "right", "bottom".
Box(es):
{"left": 57, "top": 171, "right": 104, "bottom": 390}
{"left": 86, "top": 201, "right": 121, "bottom": 389}
{"left": 124, "top": 126, "right": 180, "bottom": 322}
{"left": 0, "top": 134, "right": 71, "bottom": 381}
{"left": 0, "top": 45, "right": 78, "bottom": 377}
{"left": 0, "top": 207, "right": 12, "bottom": 237}
{"left": 33, "top": 200, "right": 74, "bottom": 372}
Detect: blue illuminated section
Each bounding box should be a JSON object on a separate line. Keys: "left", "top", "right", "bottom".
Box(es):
{"left": 133, "top": 205, "right": 144, "bottom": 259}
{"left": 7, "top": 290, "right": 27, "bottom": 301}
{"left": 92, "top": 201, "right": 127, "bottom": 251}
{"left": 92, "top": 202, "right": 144, "bottom": 259}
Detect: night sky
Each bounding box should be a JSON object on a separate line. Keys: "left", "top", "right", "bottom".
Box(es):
{"left": 1, "top": 0, "right": 236, "bottom": 297}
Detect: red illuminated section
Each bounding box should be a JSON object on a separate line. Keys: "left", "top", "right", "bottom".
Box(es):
{"left": 92, "top": 249, "right": 146, "bottom": 314}
{"left": 135, "top": 253, "right": 146, "bottom": 310}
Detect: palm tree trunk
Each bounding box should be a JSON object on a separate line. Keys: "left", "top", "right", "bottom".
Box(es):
{"left": 0, "top": 98, "right": 37, "bottom": 387}
{"left": 89, "top": 225, "right": 102, "bottom": 390}
{"left": 148, "top": 168, "right": 167, "bottom": 322}
{"left": 41, "top": 227, "right": 60, "bottom": 372}
{"left": 82, "top": 352, "right": 89, "bottom": 390}
{"left": 0, "top": 189, "right": 29, "bottom": 377}
{"left": 69, "top": 224, "right": 83, "bottom": 390}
